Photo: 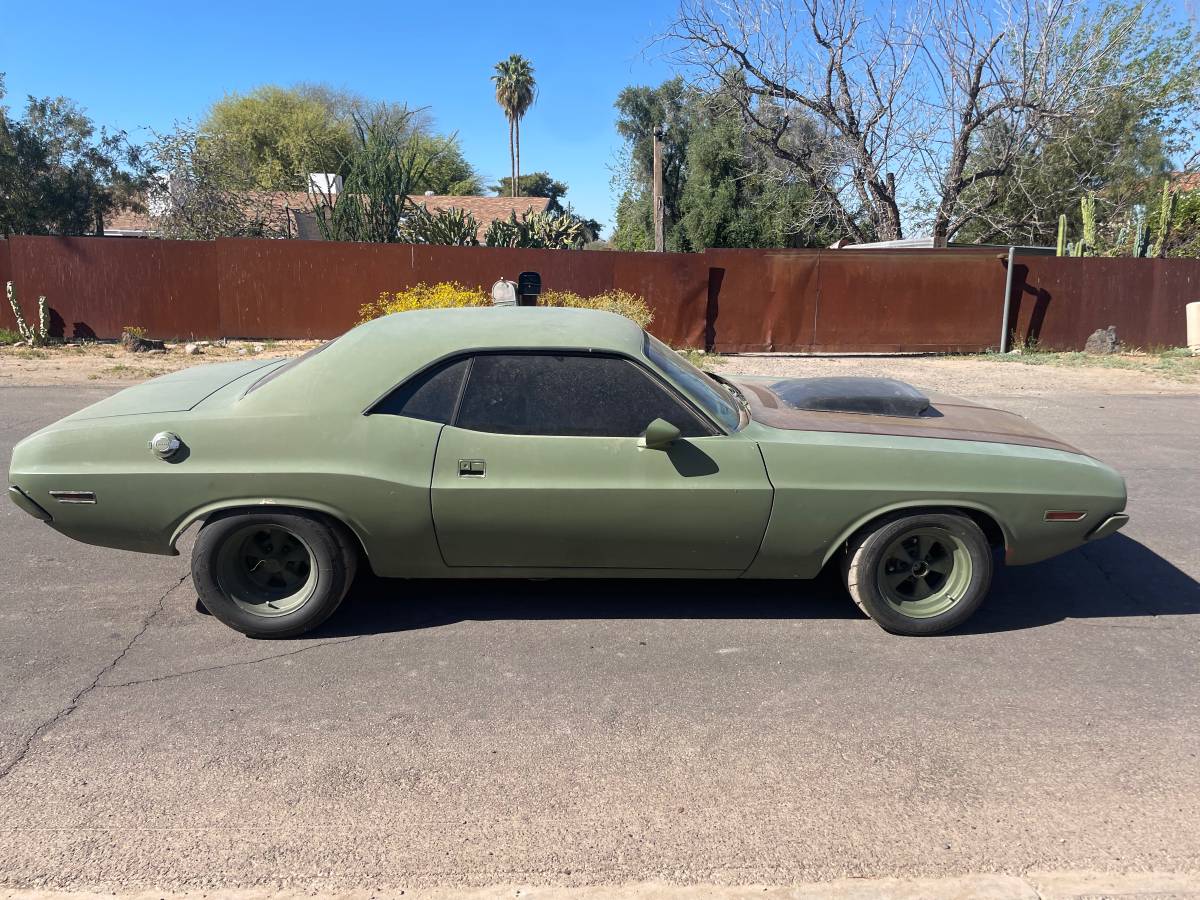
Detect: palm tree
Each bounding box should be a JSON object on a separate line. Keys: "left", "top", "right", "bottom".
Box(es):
{"left": 491, "top": 55, "right": 536, "bottom": 197}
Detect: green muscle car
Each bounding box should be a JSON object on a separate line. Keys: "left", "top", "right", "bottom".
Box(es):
{"left": 8, "top": 307, "right": 1128, "bottom": 638}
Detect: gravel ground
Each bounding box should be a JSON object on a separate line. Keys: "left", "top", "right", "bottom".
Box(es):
{"left": 710, "top": 352, "right": 1200, "bottom": 396}
{"left": 1, "top": 339, "right": 1196, "bottom": 397}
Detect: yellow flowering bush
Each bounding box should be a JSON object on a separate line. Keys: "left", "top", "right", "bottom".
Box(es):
{"left": 359, "top": 282, "right": 488, "bottom": 323}
{"left": 539, "top": 288, "right": 654, "bottom": 329}
{"left": 360, "top": 282, "right": 654, "bottom": 329}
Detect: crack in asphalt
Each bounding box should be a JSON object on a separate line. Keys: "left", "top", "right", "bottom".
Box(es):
{"left": 102, "top": 634, "right": 368, "bottom": 689}
{"left": 0, "top": 572, "right": 190, "bottom": 783}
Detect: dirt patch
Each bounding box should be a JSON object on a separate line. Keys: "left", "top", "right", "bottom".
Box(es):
{"left": 1, "top": 340, "right": 1196, "bottom": 396}
{"left": 0, "top": 340, "right": 320, "bottom": 386}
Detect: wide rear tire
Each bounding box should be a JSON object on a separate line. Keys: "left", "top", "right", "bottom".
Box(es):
{"left": 192, "top": 510, "right": 354, "bottom": 638}
{"left": 843, "top": 511, "right": 992, "bottom": 636}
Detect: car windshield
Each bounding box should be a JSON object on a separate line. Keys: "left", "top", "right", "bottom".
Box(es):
{"left": 644, "top": 333, "right": 742, "bottom": 432}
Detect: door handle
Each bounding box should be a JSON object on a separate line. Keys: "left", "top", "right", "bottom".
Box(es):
{"left": 458, "top": 459, "right": 486, "bottom": 477}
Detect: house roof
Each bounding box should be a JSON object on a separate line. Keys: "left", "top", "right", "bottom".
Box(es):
{"left": 1169, "top": 172, "right": 1200, "bottom": 193}
{"left": 102, "top": 193, "right": 552, "bottom": 241}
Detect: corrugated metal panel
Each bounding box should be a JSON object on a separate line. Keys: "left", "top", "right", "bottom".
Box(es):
{"left": 2, "top": 236, "right": 1197, "bottom": 352}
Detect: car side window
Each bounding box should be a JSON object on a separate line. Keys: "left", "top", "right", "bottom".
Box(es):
{"left": 371, "top": 356, "right": 470, "bottom": 423}
{"left": 454, "top": 353, "right": 713, "bottom": 438}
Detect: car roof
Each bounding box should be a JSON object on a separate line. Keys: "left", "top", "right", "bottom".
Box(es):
{"left": 355, "top": 306, "right": 646, "bottom": 356}
{"left": 241, "top": 306, "right": 649, "bottom": 413}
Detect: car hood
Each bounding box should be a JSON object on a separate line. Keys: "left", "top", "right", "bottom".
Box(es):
{"left": 61, "top": 358, "right": 281, "bottom": 422}
{"left": 730, "top": 375, "right": 1084, "bottom": 455}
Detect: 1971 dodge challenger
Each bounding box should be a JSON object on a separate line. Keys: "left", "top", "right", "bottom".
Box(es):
{"left": 8, "top": 307, "right": 1128, "bottom": 638}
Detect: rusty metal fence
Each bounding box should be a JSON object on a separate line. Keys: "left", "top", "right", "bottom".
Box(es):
{"left": 1, "top": 235, "right": 1197, "bottom": 351}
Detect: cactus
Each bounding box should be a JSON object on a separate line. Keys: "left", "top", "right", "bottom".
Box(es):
{"left": 1080, "top": 194, "right": 1097, "bottom": 256}
{"left": 5, "top": 281, "right": 48, "bottom": 347}
{"left": 1056, "top": 214, "right": 1067, "bottom": 256}
{"left": 1151, "top": 182, "right": 1176, "bottom": 258}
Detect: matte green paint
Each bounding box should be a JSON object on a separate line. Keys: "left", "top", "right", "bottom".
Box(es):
{"left": 8, "top": 307, "right": 1128, "bottom": 581}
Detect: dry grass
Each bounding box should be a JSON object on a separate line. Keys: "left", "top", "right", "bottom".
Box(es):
{"left": 980, "top": 346, "right": 1200, "bottom": 382}
{"left": 0, "top": 339, "right": 320, "bottom": 386}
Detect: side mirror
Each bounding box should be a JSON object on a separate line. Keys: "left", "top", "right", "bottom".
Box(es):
{"left": 640, "top": 418, "right": 681, "bottom": 451}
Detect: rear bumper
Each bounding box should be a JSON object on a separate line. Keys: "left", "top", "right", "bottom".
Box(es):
{"left": 8, "top": 485, "right": 52, "bottom": 522}
{"left": 1086, "top": 513, "right": 1129, "bottom": 541}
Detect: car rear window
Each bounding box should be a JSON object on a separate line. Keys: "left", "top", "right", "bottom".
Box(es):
{"left": 370, "top": 357, "right": 470, "bottom": 423}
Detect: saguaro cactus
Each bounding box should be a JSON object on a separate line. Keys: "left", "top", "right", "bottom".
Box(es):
{"left": 5, "top": 281, "right": 48, "bottom": 347}
{"left": 1151, "top": 183, "right": 1176, "bottom": 258}
{"left": 1080, "top": 195, "right": 1097, "bottom": 257}
{"left": 1056, "top": 214, "right": 1067, "bottom": 256}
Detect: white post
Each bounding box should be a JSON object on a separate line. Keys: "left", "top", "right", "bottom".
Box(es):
{"left": 1187, "top": 301, "right": 1200, "bottom": 352}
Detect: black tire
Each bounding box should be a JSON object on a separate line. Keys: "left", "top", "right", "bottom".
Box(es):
{"left": 842, "top": 511, "right": 993, "bottom": 636}
{"left": 192, "top": 510, "right": 354, "bottom": 638}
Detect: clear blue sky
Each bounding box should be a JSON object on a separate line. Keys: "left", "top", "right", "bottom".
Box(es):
{"left": 0, "top": 0, "right": 680, "bottom": 235}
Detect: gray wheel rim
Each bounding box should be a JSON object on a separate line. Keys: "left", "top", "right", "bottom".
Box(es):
{"left": 875, "top": 525, "right": 972, "bottom": 619}
{"left": 214, "top": 524, "right": 318, "bottom": 617}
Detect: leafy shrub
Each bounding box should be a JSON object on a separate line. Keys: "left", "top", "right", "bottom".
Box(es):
{"left": 0, "top": 327, "right": 21, "bottom": 344}
{"left": 359, "top": 282, "right": 488, "bottom": 322}
{"left": 359, "top": 282, "right": 654, "bottom": 329}
{"left": 540, "top": 288, "right": 653, "bottom": 329}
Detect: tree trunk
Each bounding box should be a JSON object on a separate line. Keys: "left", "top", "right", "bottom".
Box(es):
{"left": 508, "top": 119, "right": 516, "bottom": 197}
{"left": 515, "top": 117, "right": 521, "bottom": 198}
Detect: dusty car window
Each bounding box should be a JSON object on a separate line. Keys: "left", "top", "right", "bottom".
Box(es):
{"left": 454, "top": 353, "right": 712, "bottom": 438}
{"left": 644, "top": 334, "right": 741, "bottom": 432}
{"left": 371, "top": 356, "right": 470, "bottom": 422}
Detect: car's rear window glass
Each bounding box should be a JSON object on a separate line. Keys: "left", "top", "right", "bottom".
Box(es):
{"left": 454, "top": 353, "right": 711, "bottom": 438}
{"left": 243, "top": 339, "right": 339, "bottom": 397}
{"left": 371, "top": 357, "right": 470, "bottom": 422}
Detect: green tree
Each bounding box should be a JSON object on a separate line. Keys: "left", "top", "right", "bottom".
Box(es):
{"left": 491, "top": 55, "right": 537, "bottom": 197}
{"left": 678, "top": 98, "right": 834, "bottom": 249}
{"left": 955, "top": 5, "right": 1199, "bottom": 246}
{"left": 610, "top": 78, "right": 695, "bottom": 250}
{"left": 610, "top": 79, "right": 833, "bottom": 250}
{"left": 0, "top": 75, "right": 148, "bottom": 236}
{"left": 489, "top": 171, "right": 567, "bottom": 206}
{"left": 144, "top": 122, "right": 292, "bottom": 239}
{"left": 200, "top": 85, "right": 352, "bottom": 190}
{"left": 409, "top": 132, "right": 482, "bottom": 195}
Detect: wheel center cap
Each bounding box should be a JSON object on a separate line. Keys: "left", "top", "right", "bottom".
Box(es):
{"left": 911, "top": 561, "right": 930, "bottom": 577}
{"left": 260, "top": 558, "right": 284, "bottom": 575}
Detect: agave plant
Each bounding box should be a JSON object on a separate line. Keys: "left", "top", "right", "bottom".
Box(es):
{"left": 482, "top": 209, "right": 587, "bottom": 250}
{"left": 402, "top": 206, "right": 480, "bottom": 246}
{"left": 483, "top": 213, "right": 523, "bottom": 248}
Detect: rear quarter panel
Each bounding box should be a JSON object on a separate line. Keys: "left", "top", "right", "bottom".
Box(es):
{"left": 9, "top": 408, "right": 446, "bottom": 576}
{"left": 745, "top": 424, "right": 1126, "bottom": 578}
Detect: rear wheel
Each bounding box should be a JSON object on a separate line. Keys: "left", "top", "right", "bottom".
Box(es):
{"left": 192, "top": 511, "right": 354, "bottom": 638}
{"left": 843, "top": 511, "right": 992, "bottom": 636}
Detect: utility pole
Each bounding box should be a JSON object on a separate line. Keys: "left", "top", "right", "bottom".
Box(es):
{"left": 652, "top": 124, "right": 665, "bottom": 253}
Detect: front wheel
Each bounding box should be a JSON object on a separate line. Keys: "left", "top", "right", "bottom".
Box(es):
{"left": 842, "top": 511, "right": 993, "bottom": 636}
{"left": 192, "top": 510, "right": 355, "bottom": 638}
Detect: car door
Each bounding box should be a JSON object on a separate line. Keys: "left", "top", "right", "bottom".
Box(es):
{"left": 427, "top": 351, "right": 773, "bottom": 572}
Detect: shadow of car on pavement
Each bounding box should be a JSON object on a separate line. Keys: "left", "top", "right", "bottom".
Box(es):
{"left": 307, "top": 534, "right": 1199, "bottom": 639}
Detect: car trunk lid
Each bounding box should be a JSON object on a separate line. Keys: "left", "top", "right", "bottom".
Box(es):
{"left": 62, "top": 358, "right": 282, "bottom": 421}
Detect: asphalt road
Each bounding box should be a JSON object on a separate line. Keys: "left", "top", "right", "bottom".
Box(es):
{"left": 0, "top": 383, "right": 1197, "bottom": 893}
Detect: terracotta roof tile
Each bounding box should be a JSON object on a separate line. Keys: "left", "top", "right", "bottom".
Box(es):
{"left": 103, "top": 192, "right": 552, "bottom": 242}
